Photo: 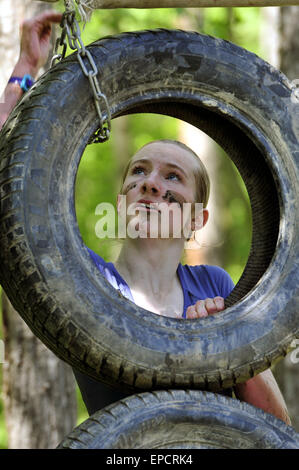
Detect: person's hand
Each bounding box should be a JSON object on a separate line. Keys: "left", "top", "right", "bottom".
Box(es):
{"left": 186, "top": 296, "right": 225, "bottom": 319}
{"left": 0, "top": 10, "right": 62, "bottom": 128}
{"left": 17, "top": 10, "right": 62, "bottom": 78}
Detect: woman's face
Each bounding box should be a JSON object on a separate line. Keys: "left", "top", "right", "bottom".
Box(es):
{"left": 118, "top": 142, "right": 201, "bottom": 239}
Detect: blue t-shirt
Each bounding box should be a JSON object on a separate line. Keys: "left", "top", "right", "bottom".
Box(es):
{"left": 87, "top": 248, "right": 234, "bottom": 317}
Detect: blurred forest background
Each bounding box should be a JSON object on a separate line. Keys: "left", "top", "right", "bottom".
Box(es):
{"left": 0, "top": 0, "right": 298, "bottom": 448}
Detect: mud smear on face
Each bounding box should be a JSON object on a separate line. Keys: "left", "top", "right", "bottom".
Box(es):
{"left": 162, "top": 190, "right": 186, "bottom": 208}
{"left": 122, "top": 186, "right": 187, "bottom": 210}
{"left": 122, "top": 182, "right": 137, "bottom": 195}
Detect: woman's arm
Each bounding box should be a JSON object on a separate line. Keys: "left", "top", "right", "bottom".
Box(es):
{"left": 234, "top": 368, "right": 291, "bottom": 425}
{"left": 186, "top": 297, "right": 292, "bottom": 426}
{"left": 0, "top": 10, "right": 62, "bottom": 129}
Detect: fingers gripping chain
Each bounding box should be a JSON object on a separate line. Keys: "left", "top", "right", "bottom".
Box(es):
{"left": 51, "top": 0, "right": 111, "bottom": 143}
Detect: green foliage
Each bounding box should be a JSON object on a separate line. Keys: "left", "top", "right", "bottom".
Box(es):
{"left": 215, "top": 149, "right": 252, "bottom": 284}
{"left": 75, "top": 139, "right": 118, "bottom": 259}
{"left": 201, "top": 7, "right": 262, "bottom": 53}
{"left": 230, "top": 7, "right": 262, "bottom": 54}
{"left": 76, "top": 385, "right": 89, "bottom": 426}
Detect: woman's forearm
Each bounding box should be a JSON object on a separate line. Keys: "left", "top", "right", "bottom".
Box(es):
{"left": 0, "top": 85, "right": 22, "bottom": 130}
{"left": 0, "top": 11, "right": 62, "bottom": 131}
{"left": 234, "top": 368, "right": 292, "bottom": 426}
{"left": 0, "top": 59, "right": 34, "bottom": 130}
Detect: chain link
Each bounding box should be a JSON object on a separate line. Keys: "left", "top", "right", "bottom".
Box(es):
{"left": 51, "top": 0, "right": 111, "bottom": 143}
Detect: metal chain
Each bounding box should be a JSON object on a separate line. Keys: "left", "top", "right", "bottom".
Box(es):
{"left": 51, "top": 0, "right": 111, "bottom": 143}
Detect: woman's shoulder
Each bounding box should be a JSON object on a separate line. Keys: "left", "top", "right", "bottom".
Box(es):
{"left": 180, "top": 263, "right": 234, "bottom": 298}
{"left": 182, "top": 263, "right": 232, "bottom": 279}
{"left": 86, "top": 247, "right": 134, "bottom": 301}
{"left": 86, "top": 247, "right": 116, "bottom": 278}
{"left": 86, "top": 247, "right": 106, "bottom": 270}
{"left": 198, "top": 264, "right": 233, "bottom": 280}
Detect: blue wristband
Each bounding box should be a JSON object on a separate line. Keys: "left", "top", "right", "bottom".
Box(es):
{"left": 8, "top": 74, "right": 34, "bottom": 92}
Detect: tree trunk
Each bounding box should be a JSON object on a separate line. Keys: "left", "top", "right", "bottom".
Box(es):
{"left": 0, "top": 0, "right": 24, "bottom": 97}
{"left": 179, "top": 123, "right": 225, "bottom": 267}
{"left": 279, "top": 6, "right": 299, "bottom": 79}
{"left": 271, "top": 5, "right": 299, "bottom": 432}
{"left": 2, "top": 296, "right": 77, "bottom": 448}
{"left": 0, "top": 0, "right": 77, "bottom": 448}
{"left": 178, "top": 9, "right": 230, "bottom": 269}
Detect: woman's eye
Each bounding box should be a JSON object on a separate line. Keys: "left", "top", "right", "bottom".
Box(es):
{"left": 132, "top": 166, "right": 145, "bottom": 175}
{"left": 167, "top": 172, "right": 180, "bottom": 181}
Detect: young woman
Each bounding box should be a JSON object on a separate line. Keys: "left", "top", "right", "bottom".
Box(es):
{"left": 0, "top": 15, "right": 291, "bottom": 426}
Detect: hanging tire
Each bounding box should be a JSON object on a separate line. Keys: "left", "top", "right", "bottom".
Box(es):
{"left": 57, "top": 390, "right": 299, "bottom": 449}
{"left": 0, "top": 29, "right": 298, "bottom": 392}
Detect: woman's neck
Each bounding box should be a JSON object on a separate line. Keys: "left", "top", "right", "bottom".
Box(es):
{"left": 115, "top": 237, "right": 184, "bottom": 300}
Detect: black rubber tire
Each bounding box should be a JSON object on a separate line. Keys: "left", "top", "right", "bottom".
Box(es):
{"left": 57, "top": 390, "right": 299, "bottom": 449}
{"left": 0, "top": 30, "right": 298, "bottom": 393}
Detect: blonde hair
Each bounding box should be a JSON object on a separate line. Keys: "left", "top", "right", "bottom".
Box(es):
{"left": 121, "top": 139, "right": 210, "bottom": 207}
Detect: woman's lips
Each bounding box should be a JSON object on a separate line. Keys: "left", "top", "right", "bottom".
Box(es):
{"left": 135, "top": 199, "right": 183, "bottom": 211}
{"left": 135, "top": 200, "right": 160, "bottom": 211}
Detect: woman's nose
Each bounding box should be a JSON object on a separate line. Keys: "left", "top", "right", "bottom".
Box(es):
{"left": 141, "top": 174, "right": 161, "bottom": 194}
